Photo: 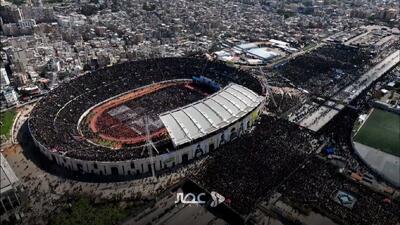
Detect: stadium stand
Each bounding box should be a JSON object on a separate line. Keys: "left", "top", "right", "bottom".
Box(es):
{"left": 28, "top": 57, "right": 264, "bottom": 175}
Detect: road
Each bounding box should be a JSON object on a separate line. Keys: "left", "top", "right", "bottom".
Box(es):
{"left": 294, "top": 50, "right": 399, "bottom": 131}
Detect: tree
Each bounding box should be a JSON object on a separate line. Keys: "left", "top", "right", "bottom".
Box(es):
{"left": 49, "top": 197, "right": 128, "bottom": 225}
{"left": 9, "top": 0, "right": 26, "bottom": 5}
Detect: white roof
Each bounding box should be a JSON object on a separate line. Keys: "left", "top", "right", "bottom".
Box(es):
{"left": 236, "top": 43, "right": 259, "bottom": 50}
{"left": 354, "top": 142, "right": 400, "bottom": 188}
{"left": 160, "top": 83, "right": 264, "bottom": 147}
{"left": 247, "top": 48, "right": 280, "bottom": 60}
{"left": 1, "top": 153, "right": 19, "bottom": 194}
{"left": 269, "top": 39, "right": 289, "bottom": 46}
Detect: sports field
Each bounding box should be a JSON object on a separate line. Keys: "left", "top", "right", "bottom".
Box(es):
{"left": 354, "top": 109, "right": 400, "bottom": 157}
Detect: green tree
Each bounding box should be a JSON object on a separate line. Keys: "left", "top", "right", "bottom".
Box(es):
{"left": 50, "top": 198, "right": 128, "bottom": 225}
{"left": 9, "top": 0, "right": 26, "bottom": 5}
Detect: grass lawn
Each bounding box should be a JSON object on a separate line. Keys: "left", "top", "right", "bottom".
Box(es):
{"left": 354, "top": 109, "right": 400, "bottom": 157}
{"left": 0, "top": 109, "right": 17, "bottom": 140}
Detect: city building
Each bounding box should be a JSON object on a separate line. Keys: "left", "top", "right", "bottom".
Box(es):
{"left": 0, "top": 67, "right": 10, "bottom": 90}
{"left": 0, "top": 153, "right": 23, "bottom": 222}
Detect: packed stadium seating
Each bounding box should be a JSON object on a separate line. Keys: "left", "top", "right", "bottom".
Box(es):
{"left": 29, "top": 57, "right": 263, "bottom": 161}
{"left": 94, "top": 85, "right": 207, "bottom": 141}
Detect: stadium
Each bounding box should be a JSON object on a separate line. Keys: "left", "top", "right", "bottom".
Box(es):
{"left": 352, "top": 108, "right": 400, "bottom": 187}
{"left": 28, "top": 57, "right": 265, "bottom": 177}
{"left": 213, "top": 40, "right": 297, "bottom": 66}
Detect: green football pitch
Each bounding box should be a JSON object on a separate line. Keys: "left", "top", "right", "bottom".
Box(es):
{"left": 354, "top": 109, "right": 400, "bottom": 157}
{"left": 0, "top": 109, "right": 17, "bottom": 139}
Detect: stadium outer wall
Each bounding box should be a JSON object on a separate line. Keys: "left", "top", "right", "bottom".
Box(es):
{"left": 28, "top": 101, "right": 264, "bottom": 177}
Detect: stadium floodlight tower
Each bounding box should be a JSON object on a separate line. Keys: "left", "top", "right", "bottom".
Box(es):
{"left": 141, "top": 116, "right": 159, "bottom": 180}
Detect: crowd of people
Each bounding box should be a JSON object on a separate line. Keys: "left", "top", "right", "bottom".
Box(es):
{"left": 192, "top": 104, "right": 400, "bottom": 223}
{"left": 278, "top": 157, "right": 400, "bottom": 225}
{"left": 94, "top": 84, "right": 206, "bottom": 140}
{"left": 29, "top": 57, "right": 263, "bottom": 161}
{"left": 316, "top": 67, "right": 386, "bottom": 176}
{"left": 275, "top": 44, "right": 372, "bottom": 98}
{"left": 269, "top": 75, "right": 400, "bottom": 225}
{"left": 267, "top": 86, "right": 306, "bottom": 115}
{"left": 192, "top": 115, "right": 321, "bottom": 214}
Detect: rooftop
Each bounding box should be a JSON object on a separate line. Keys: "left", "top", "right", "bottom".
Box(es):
{"left": 159, "top": 83, "right": 264, "bottom": 147}
{"left": 0, "top": 153, "right": 19, "bottom": 194}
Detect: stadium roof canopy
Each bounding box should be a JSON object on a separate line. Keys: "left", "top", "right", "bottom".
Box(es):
{"left": 159, "top": 83, "right": 264, "bottom": 147}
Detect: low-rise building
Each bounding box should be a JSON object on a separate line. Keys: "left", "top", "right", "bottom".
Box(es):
{"left": 1, "top": 88, "right": 19, "bottom": 106}
{"left": 0, "top": 67, "right": 10, "bottom": 90}
{"left": 0, "top": 154, "right": 23, "bottom": 222}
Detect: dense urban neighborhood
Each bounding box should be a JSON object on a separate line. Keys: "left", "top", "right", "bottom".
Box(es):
{"left": 0, "top": 0, "right": 399, "bottom": 225}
